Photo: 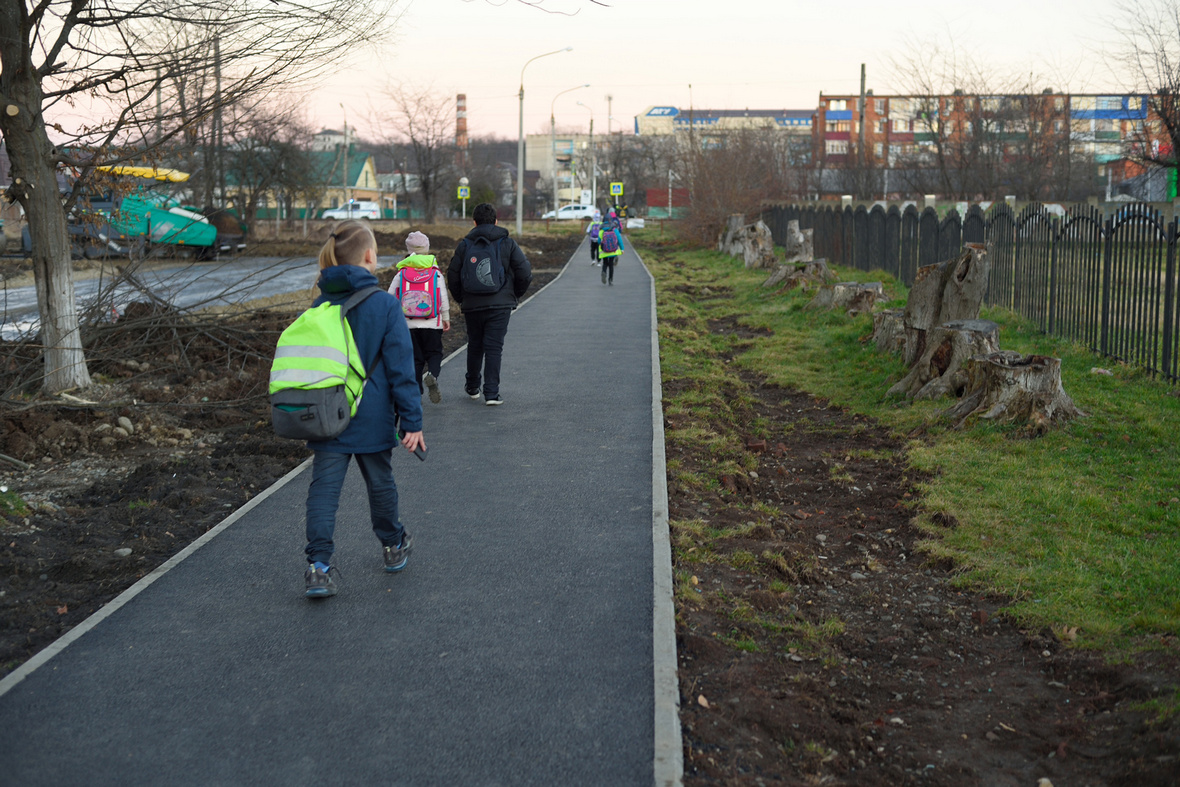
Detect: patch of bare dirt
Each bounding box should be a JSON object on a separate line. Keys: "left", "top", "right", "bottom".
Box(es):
{"left": 0, "top": 232, "right": 576, "bottom": 678}
{"left": 669, "top": 353, "right": 1179, "bottom": 784}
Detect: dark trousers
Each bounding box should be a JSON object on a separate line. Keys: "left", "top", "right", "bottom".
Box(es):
{"left": 464, "top": 308, "right": 511, "bottom": 397}
{"left": 305, "top": 449, "right": 402, "bottom": 566}
{"left": 410, "top": 328, "right": 444, "bottom": 391}
{"left": 601, "top": 256, "right": 617, "bottom": 282}
{"left": 590, "top": 239, "right": 600, "bottom": 260}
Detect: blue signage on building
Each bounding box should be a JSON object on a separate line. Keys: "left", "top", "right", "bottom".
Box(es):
{"left": 647, "top": 107, "right": 680, "bottom": 117}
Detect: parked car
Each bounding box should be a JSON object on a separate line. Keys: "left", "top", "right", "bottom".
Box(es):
{"left": 322, "top": 201, "right": 381, "bottom": 220}
{"left": 541, "top": 204, "right": 595, "bottom": 220}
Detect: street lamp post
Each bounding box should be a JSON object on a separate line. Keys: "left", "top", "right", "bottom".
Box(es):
{"left": 517, "top": 47, "right": 572, "bottom": 236}
{"left": 550, "top": 83, "right": 589, "bottom": 219}
{"left": 576, "top": 101, "right": 595, "bottom": 210}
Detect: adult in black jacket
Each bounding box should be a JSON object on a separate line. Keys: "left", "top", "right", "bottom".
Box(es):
{"left": 446, "top": 203, "right": 532, "bottom": 405}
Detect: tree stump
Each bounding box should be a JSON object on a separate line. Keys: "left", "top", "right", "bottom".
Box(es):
{"left": 718, "top": 215, "right": 777, "bottom": 268}
{"left": 763, "top": 258, "right": 835, "bottom": 291}
{"left": 902, "top": 243, "right": 991, "bottom": 367}
{"left": 784, "top": 220, "right": 814, "bottom": 263}
{"left": 718, "top": 214, "right": 746, "bottom": 255}
{"left": 943, "top": 351, "right": 1085, "bottom": 433}
{"left": 887, "top": 319, "right": 1000, "bottom": 400}
{"left": 808, "top": 281, "right": 883, "bottom": 312}
{"left": 871, "top": 309, "right": 906, "bottom": 355}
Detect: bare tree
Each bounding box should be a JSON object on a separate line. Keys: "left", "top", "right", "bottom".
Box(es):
{"left": 677, "top": 128, "right": 785, "bottom": 245}
{"left": 378, "top": 85, "right": 455, "bottom": 224}
{"left": 222, "top": 104, "right": 318, "bottom": 238}
{"left": 0, "top": 0, "right": 397, "bottom": 392}
{"left": 1116, "top": 0, "right": 1180, "bottom": 190}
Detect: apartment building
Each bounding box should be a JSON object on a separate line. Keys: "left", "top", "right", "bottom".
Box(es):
{"left": 811, "top": 90, "right": 1163, "bottom": 198}
{"left": 634, "top": 105, "right": 813, "bottom": 148}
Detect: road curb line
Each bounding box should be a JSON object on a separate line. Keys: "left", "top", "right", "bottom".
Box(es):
{"left": 0, "top": 457, "right": 313, "bottom": 699}
{"left": 638, "top": 243, "right": 685, "bottom": 787}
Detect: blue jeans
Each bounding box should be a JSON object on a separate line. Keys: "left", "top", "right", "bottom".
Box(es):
{"left": 464, "top": 308, "right": 511, "bottom": 398}
{"left": 305, "top": 449, "right": 403, "bottom": 565}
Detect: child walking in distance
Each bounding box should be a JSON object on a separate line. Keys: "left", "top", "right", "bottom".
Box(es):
{"left": 302, "top": 221, "right": 425, "bottom": 598}
{"left": 599, "top": 223, "right": 623, "bottom": 285}
{"left": 587, "top": 211, "right": 602, "bottom": 265}
{"left": 389, "top": 231, "right": 450, "bottom": 403}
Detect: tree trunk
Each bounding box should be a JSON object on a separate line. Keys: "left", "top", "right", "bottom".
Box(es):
{"left": 784, "top": 220, "right": 814, "bottom": 263}
{"left": 0, "top": 61, "right": 92, "bottom": 393}
{"left": 887, "top": 319, "right": 1000, "bottom": 400}
{"left": 763, "top": 258, "right": 835, "bottom": 291}
{"left": 943, "top": 351, "right": 1085, "bottom": 433}
{"left": 809, "top": 281, "right": 884, "bottom": 312}
{"left": 871, "top": 309, "right": 905, "bottom": 355}
{"left": 901, "top": 243, "right": 991, "bottom": 367}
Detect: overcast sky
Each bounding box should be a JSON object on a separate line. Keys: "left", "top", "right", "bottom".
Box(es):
{"left": 314, "top": 0, "right": 1128, "bottom": 141}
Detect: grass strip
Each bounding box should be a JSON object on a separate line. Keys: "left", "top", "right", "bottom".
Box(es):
{"left": 634, "top": 228, "right": 1180, "bottom": 657}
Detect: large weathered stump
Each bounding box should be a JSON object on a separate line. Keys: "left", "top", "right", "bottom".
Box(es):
{"left": 763, "top": 258, "right": 835, "bottom": 291}
{"left": 718, "top": 215, "right": 777, "bottom": 268}
{"left": 943, "top": 351, "right": 1085, "bottom": 433}
{"left": 784, "top": 220, "right": 814, "bottom": 263}
{"left": 887, "top": 319, "right": 1000, "bottom": 400}
{"left": 902, "top": 243, "right": 991, "bottom": 367}
{"left": 808, "top": 281, "right": 884, "bottom": 312}
{"left": 871, "top": 309, "right": 906, "bottom": 355}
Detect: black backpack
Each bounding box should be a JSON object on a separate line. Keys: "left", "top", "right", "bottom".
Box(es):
{"left": 459, "top": 236, "right": 507, "bottom": 295}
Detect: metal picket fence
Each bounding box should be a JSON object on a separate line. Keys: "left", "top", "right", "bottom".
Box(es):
{"left": 763, "top": 202, "right": 1180, "bottom": 382}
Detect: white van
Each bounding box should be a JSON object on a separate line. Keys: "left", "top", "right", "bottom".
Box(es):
{"left": 322, "top": 201, "right": 381, "bottom": 220}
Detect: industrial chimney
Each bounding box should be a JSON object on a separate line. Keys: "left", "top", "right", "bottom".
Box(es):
{"left": 456, "top": 94, "right": 468, "bottom": 171}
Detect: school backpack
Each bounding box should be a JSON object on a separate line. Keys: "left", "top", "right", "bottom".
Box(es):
{"left": 398, "top": 267, "right": 440, "bottom": 320}
{"left": 459, "top": 236, "right": 507, "bottom": 295}
{"left": 589, "top": 222, "right": 601, "bottom": 240}
{"left": 599, "top": 228, "right": 620, "bottom": 254}
{"left": 268, "top": 286, "right": 383, "bottom": 441}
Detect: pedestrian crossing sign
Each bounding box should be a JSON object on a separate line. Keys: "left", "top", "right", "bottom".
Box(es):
{"left": 610, "top": 182, "right": 624, "bottom": 196}
{"left": 457, "top": 186, "right": 470, "bottom": 199}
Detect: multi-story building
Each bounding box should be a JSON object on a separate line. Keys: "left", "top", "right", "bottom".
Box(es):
{"left": 525, "top": 131, "right": 601, "bottom": 211}
{"left": 634, "top": 106, "right": 813, "bottom": 148}
{"left": 811, "top": 90, "right": 1161, "bottom": 200}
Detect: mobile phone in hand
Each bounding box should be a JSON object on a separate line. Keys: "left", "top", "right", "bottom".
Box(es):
{"left": 398, "top": 428, "right": 427, "bottom": 461}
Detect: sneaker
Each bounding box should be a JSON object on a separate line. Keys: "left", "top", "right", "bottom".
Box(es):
{"left": 609, "top": 280, "right": 614, "bottom": 286}
{"left": 423, "top": 371, "right": 441, "bottom": 403}
{"left": 601, "top": 271, "right": 607, "bottom": 284}
{"left": 485, "top": 396, "right": 504, "bottom": 406}
{"left": 305, "top": 562, "right": 337, "bottom": 598}
{"left": 466, "top": 387, "right": 481, "bottom": 399}
{"left": 383, "top": 533, "right": 413, "bottom": 572}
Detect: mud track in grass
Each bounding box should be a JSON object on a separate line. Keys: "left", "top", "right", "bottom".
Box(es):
{"left": 670, "top": 319, "right": 1179, "bottom": 786}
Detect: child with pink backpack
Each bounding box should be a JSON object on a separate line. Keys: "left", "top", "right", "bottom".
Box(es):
{"left": 389, "top": 231, "right": 450, "bottom": 402}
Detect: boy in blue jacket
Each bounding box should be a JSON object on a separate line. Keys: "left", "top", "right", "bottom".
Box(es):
{"left": 303, "top": 220, "right": 425, "bottom": 598}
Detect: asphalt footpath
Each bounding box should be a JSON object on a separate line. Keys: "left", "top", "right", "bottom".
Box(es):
{"left": 0, "top": 234, "right": 682, "bottom": 787}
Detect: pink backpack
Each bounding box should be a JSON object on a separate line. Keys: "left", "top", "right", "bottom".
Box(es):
{"left": 398, "top": 268, "right": 440, "bottom": 320}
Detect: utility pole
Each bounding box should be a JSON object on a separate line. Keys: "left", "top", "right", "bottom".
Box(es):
{"left": 214, "top": 35, "right": 224, "bottom": 208}
{"left": 155, "top": 69, "right": 162, "bottom": 143}
{"left": 857, "top": 63, "right": 867, "bottom": 198}
{"left": 340, "top": 104, "right": 350, "bottom": 215}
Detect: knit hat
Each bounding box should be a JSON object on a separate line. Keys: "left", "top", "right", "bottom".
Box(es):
{"left": 405, "top": 231, "right": 430, "bottom": 253}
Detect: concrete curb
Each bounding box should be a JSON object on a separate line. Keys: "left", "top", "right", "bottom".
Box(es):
{"left": 637, "top": 243, "right": 685, "bottom": 787}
